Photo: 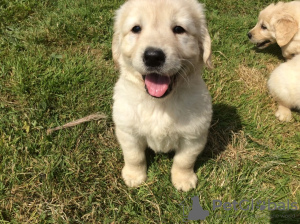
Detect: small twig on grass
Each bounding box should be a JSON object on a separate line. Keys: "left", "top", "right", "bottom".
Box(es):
{"left": 47, "top": 113, "right": 106, "bottom": 135}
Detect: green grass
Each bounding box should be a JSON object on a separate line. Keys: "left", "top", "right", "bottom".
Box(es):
{"left": 0, "top": 0, "right": 299, "bottom": 223}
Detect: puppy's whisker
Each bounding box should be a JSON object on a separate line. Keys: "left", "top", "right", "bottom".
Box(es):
{"left": 178, "top": 66, "right": 191, "bottom": 86}
{"left": 180, "top": 58, "right": 196, "bottom": 73}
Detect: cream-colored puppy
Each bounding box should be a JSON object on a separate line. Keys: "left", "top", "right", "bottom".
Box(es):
{"left": 268, "top": 54, "right": 300, "bottom": 121}
{"left": 112, "top": 0, "right": 212, "bottom": 191}
{"left": 248, "top": 1, "right": 300, "bottom": 59}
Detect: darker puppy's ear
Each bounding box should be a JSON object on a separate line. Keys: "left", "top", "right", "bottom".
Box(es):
{"left": 195, "top": 4, "right": 213, "bottom": 69}
{"left": 275, "top": 15, "right": 298, "bottom": 47}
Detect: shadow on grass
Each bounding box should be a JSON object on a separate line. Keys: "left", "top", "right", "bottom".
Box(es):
{"left": 270, "top": 210, "right": 300, "bottom": 224}
{"left": 0, "top": 210, "right": 11, "bottom": 222}
{"left": 253, "top": 44, "right": 284, "bottom": 60}
{"left": 195, "top": 103, "right": 242, "bottom": 170}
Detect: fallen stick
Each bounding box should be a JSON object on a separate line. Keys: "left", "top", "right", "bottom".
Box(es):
{"left": 47, "top": 113, "right": 106, "bottom": 135}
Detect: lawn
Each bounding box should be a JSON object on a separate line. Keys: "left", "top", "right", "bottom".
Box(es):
{"left": 0, "top": 0, "right": 299, "bottom": 223}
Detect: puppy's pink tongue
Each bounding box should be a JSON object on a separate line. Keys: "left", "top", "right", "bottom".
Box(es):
{"left": 145, "top": 74, "right": 170, "bottom": 98}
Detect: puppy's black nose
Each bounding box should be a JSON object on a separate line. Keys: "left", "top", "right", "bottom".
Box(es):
{"left": 143, "top": 47, "right": 166, "bottom": 67}
{"left": 247, "top": 32, "right": 252, "bottom": 39}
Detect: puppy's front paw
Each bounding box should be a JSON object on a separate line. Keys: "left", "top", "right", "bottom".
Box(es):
{"left": 122, "top": 166, "right": 147, "bottom": 187}
{"left": 171, "top": 169, "right": 197, "bottom": 192}
{"left": 275, "top": 106, "right": 292, "bottom": 122}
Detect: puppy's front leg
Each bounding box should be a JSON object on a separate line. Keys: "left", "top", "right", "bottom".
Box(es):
{"left": 275, "top": 103, "right": 292, "bottom": 122}
{"left": 116, "top": 128, "right": 147, "bottom": 187}
{"left": 171, "top": 138, "right": 207, "bottom": 192}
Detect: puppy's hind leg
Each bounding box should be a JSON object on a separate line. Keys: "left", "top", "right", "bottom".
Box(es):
{"left": 116, "top": 128, "right": 147, "bottom": 187}
{"left": 275, "top": 103, "right": 292, "bottom": 122}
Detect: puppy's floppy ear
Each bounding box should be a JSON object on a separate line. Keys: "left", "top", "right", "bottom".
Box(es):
{"left": 275, "top": 15, "right": 298, "bottom": 47}
{"left": 112, "top": 29, "right": 121, "bottom": 67}
{"left": 195, "top": 4, "right": 213, "bottom": 69}
{"left": 112, "top": 7, "right": 123, "bottom": 68}
{"left": 199, "top": 25, "right": 213, "bottom": 69}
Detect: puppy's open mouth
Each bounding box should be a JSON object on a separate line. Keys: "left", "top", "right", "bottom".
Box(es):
{"left": 256, "top": 40, "right": 271, "bottom": 48}
{"left": 143, "top": 73, "right": 177, "bottom": 98}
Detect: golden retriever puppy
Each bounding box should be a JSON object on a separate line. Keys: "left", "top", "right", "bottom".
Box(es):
{"left": 268, "top": 54, "right": 300, "bottom": 121}
{"left": 112, "top": 0, "right": 212, "bottom": 191}
{"left": 248, "top": 1, "right": 300, "bottom": 59}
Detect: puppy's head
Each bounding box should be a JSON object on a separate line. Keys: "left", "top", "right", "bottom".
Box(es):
{"left": 112, "top": 0, "right": 212, "bottom": 98}
{"left": 248, "top": 2, "right": 298, "bottom": 49}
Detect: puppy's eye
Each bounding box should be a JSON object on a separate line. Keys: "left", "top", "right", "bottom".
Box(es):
{"left": 131, "top": 25, "right": 142, "bottom": 33}
{"left": 261, "top": 24, "right": 267, "bottom": 30}
{"left": 173, "top": 26, "right": 186, "bottom": 34}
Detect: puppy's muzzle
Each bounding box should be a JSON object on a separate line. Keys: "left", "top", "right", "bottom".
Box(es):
{"left": 142, "top": 47, "right": 177, "bottom": 98}
{"left": 143, "top": 47, "right": 166, "bottom": 68}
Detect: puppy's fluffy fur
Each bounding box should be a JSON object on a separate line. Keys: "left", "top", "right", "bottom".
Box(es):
{"left": 248, "top": 1, "right": 300, "bottom": 59}
{"left": 112, "top": 0, "right": 212, "bottom": 191}
{"left": 268, "top": 54, "right": 300, "bottom": 121}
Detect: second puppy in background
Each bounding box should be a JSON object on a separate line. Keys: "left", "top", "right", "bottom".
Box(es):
{"left": 268, "top": 55, "right": 300, "bottom": 121}
{"left": 248, "top": 1, "right": 300, "bottom": 59}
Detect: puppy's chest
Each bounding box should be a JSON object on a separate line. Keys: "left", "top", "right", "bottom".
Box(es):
{"left": 141, "top": 116, "right": 178, "bottom": 152}
{"left": 135, "top": 106, "right": 185, "bottom": 152}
